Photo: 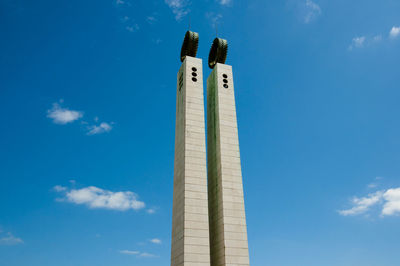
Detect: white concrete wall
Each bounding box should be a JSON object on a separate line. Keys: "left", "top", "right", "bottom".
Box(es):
{"left": 207, "top": 63, "right": 250, "bottom": 266}
{"left": 171, "top": 56, "right": 211, "bottom": 266}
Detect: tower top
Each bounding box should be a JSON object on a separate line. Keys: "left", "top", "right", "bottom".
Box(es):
{"left": 208, "top": 37, "right": 228, "bottom": 69}
{"left": 180, "top": 31, "right": 199, "bottom": 62}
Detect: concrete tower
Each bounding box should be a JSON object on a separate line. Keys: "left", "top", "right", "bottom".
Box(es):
{"left": 206, "top": 39, "right": 250, "bottom": 266}
{"left": 171, "top": 31, "right": 211, "bottom": 266}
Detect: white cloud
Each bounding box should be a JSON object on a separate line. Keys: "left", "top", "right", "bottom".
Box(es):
{"left": 338, "top": 191, "right": 383, "bottom": 216}
{"left": 150, "top": 238, "right": 161, "bottom": 244}
{"left": 47, "top": 101, "right": 113, "bottom": 135}
{"left": 389, "top": 26, "right": 400, "bottom": 39}
{"left": 0, "top": 232, "right": 24, "bottom": 246}
{"left": 348, "top": 26, "right": 400, "bottom": 50}
{"left": 219, "top": 0, "right": 232, "bottom": 5}
{"left": 304, "top": 0, "right": 321, "bottom": 24}
{"left": 87, "top": 122, "right": 113, "bottom": 135}
{"left": 47, "top": 103, "right": 83, "bottom": 124}
{"left": 382, "top": 188, "right": 400, "bottom": 216}
{"left": 120, "top": 250, "right": 140, "bottom": 255}
{"left": 55, "top": 185, "right": 145, "bottom": 211}
{"left": 339, "top": 187, "right": 400, "bottom": 217}
{"left": 165, "top": 0, "right": 190, "bottom": 21}
{"left": 348, "top": 36, "right": 366, "bottom": 50}
{"left": 116, "top": 0, "right": 125, "bottom": 5}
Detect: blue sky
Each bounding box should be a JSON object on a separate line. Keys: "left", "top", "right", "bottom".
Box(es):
{"left": 1, "top": 0, "right": 400, "bottom": 265}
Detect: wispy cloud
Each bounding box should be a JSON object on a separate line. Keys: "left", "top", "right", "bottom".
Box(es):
{"left": 115, "top": 1, "right": 140, "bottom": 32}
{"left": 304, "top": 0, "right": 321, "bottom": 24}
{"left": 367, "top": 176, "right": 383, "bottom": 189}
{"left": 121, "top": 16, "right": 130, "bottom": 22}
{"left": 87, "top": 122, "right": 113, "bottom": 135}
{"left": 348, "top": 35, "right": 382, "bottom": 50}
{"left": 47, "top": 102, "right": 83, "bottom": 125}
{"left": 165, "top": 0, "right": 190, "bottom": 21}
{"left": 54, "top": 185, "right": 145, "bottom": 211}
{"left": 389, "top": 26, "right": 400, "bottom": 39}
{"left": 219, "top": 0, "right": 232, "bottom": 6}
{"left": 53, "top": 185, "right": 67, "bottom": 192}
{"left": 152, "top": 39, "right": 162, "bottom": 45}
{"left": 349, "top": 26, "right": 400, "bottom": 51}
{"left": 146, "top": 208, "right": 156, "bottom": 214}
{"left": 373, "top": 35, "right": 382, "bottom": 42}
{"left": 0, "top": 232, "right": 24, "bottom": 246}
{"left": 339, "top": 190, "right": 383, "bottom": 216}
{"left": 120, "top": 250, "right": 140, "bottom": 255}
{"left": 146, "top": 16, "right": 157, "bottom": 24}
{"left": 348, "top": 36, "right": 366, "bottom": 50}
{"left": 149, "top": 238, "right": 162, "bottom": 244}
{"left": 206, "top": 12, "right": 223, "bottom": 27}
{"left": 139, "top": 252, "right": 157, "bottom": 258}
{"left": 119, "top": 250, "right": 157, "bottom": 257}
{"left": 126, "top": 24, "right": 139, "bottom": 32}
{"left": 339, "top": 187, "right": 400, "bottom": 217}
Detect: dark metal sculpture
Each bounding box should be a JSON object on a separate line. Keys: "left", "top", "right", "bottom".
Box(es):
{"left": 180, "top": 31, "right": 199, "bottom": 62}
{"left": 208, "top": 38, "right": 228, "bottom": 69}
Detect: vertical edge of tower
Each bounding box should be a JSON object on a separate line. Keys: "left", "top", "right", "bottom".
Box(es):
{"left": 171, "top": 56, "right": 211, "bottom": 266}
{"left": 206, "top": 66, "right": 222, "bottom": 265}
{"left": 207, "top": 63, "right": 250, "bottom": 266}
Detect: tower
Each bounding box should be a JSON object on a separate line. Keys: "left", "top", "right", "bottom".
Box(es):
{"left": 171, "top": 31, "right": 211, "bottom": 266}
{"left": 206, "top": 38, "right": 250, "bottom": 266}
{"left": 171, "top": 31, "right": 250, "bottom": 266}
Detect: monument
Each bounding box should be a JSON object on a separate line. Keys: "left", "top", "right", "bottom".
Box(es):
{"left": 171, "top": 31, "right": 211, "bottom": 266}
{"left": 171, "top": 31, "right": 250, "bottom": 266}
{"left": 206, "top": 38, "right": 250, "bottom": 266}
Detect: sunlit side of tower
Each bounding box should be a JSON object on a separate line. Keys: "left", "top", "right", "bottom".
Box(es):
{"left": 171, "top": 32, "right": 211, "bottom": 266}
{"left": 206, "top": 39, "right": 250, "bottom": 266}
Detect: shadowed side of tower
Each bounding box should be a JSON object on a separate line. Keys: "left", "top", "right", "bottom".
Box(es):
{"left": 207, "top": 62, "right": 250, "bottom": 266}
{"left": 171, "top": 54, "right": 211, "bottom": 266}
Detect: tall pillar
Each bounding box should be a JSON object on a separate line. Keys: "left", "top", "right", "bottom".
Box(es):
{"left": 207, "top": 63, "right": 250, "bottom": 266}
{"left": 171, "top": 56, "right": 211, "bottom": 266}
